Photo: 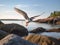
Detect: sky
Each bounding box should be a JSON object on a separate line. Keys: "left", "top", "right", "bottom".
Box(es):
{"left": 0, "top": 0, "right": 60, "bottom": 19}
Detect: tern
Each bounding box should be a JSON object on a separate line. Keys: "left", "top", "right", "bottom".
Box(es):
{"left": 14, "top": 8, "right": 45, "bottom": 26}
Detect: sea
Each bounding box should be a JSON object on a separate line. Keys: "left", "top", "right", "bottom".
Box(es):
{"left": 1, "top": 21, "right": 60, "bottom": 39}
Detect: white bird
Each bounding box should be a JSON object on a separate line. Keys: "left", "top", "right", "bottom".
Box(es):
{"left": 14, "top": 7, "right": 45, "bottom": 26}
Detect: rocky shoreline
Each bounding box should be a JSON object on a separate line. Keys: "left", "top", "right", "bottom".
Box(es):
{"left": 29, "top": 27, "right": 60, "bottom": 33}
{"left": 0, "top": 27, "right": 60, "bottom": 45}
{"left": 34, "top": 17, "right": 60, "bottom": 25}
{"left": 0, "top": 21, "right": 60, "bottom": 45}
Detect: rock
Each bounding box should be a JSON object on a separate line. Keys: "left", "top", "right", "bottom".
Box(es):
{"left": 56, "top": 21, "right": 60, "bottom": 25}
{"left": 34, "top": 19, "right": 48, "bottom": 23}
{"left": 0, "top": 21, "right": 4, "bottom": 25}
{"left": 29, "top": 27, "right": 46, "bottom": 33}
{"left": 0, "top": 34, "right": 37, "bottom": 45}
{"left": 0, "top": 21, "right": 4, "bottom": 28}
{"left": 57, "top": 38, "right": 60, "bottom": 41}
{"left": 0, "top": 23, "right": 28, "bottom": 37}
{"left": 47, "top": 28, "right": 60, "bottom": 32}
{"left": 0, "top": 30, "right": 8, "bottom": 40}
{"left": 24, "top": 34, "right": 60, "bottom": 45}
{"left": 34, "top": 17, "right": 60, "bottom": 25}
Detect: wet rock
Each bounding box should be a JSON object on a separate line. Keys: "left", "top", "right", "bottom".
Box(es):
{"left": 0, "top": 30, "right": 8, "bottom": 40}
{"left": 24, "top": 34, "right": 60, "bottom": 45}
{"left": 0, "top": 34, "right": 37, "bottom": 45}
{"left": 29, "top": 27, "right": 46, "bottom": 33}
{"left": 0, "top": 23, "right": 28, "bottom": 37}
{"left": 47, "top": 28, "right": 60, "bottom": 32}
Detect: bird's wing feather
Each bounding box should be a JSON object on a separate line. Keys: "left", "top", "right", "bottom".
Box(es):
{"left": 30, "top": 15, "right": 41, "bottom": 19}
{"left": 30, "top": 12, "right": 45, "bottom": 20}
{"left": 14, "top": 8, "right": 29, "bottom": 20}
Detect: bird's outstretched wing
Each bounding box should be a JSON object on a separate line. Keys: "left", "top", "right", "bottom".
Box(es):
{"left": 30, "top": 12, "right": 45, "bottom": 19}
{"left": 14, "top": 8, "right": 29, "bottom": 20}
{"left": 30, "top": 15, "right": 41, "bottom": 19}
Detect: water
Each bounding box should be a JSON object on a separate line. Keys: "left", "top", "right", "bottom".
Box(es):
{"left": 27, "top": 22, "right": 60, "bottom": 31}
{"left": 2, "top": 21, "right": 60, "bottom": 38}
{"left": 41, "top": 32, "right": 60, "bottom": 39}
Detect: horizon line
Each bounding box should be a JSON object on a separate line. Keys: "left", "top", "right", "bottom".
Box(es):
{"left": 0, "top": 19, "right": 25, "bottom": 21}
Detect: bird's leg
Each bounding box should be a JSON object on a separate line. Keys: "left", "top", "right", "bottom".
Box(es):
{"left": 25, "top": 20, "right": 29, "bottom": 26}
{"left": 26, "top": 22, "right": 29, "bottom": 26}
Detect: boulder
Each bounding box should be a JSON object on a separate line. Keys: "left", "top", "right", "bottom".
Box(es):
{"left": 24, "top": 34, "right": 60, "bottom": 45}
{"left": 0, "top": 34, "right": 37, "bottom": 45}
{"left": 0, "top": 30, "right": 8, "bottom": 40}
{"left": 0, "top": 23, "right": 28, "bottom": 37}
{"left": 29, "top": 27, "right": 46, "bottom": 33}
